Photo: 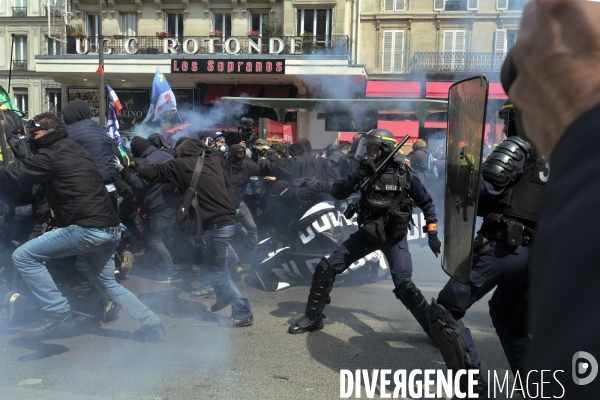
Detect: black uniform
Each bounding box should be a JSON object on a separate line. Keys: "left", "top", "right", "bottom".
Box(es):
{"left": 429, "top": 136, "right": 546, "bottom": 387}
{"left": 289, "top": 159, "right": 438, "bottom": 336}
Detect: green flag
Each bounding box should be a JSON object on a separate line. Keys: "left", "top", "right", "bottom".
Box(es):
{"left": 0, "top": 84, "right": 20, "bottom": 113}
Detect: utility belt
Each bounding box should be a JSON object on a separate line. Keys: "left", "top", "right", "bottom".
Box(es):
{"left": 476, "top": 213, "right": 535, "bottom": 253}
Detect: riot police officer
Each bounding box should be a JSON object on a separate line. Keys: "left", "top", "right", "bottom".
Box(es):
{"left": 427, "top": 100, "right": 547, "bottom": 396}
{"left": 288, "top": 129, "right": 440, "bottom": 336}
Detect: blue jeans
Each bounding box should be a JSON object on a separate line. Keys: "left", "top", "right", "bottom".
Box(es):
{"left": 202, "top": 223, "right": 252, "bottom": 318}
{"left": 12, "top": 225, "right": 160, "bottom": 328}
{"left": 145, "top": 208, "right": 175, "bottom": 275}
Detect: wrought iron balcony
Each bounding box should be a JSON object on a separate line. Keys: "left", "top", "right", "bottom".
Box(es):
{"left": 56, "top": 35, "right": 349, "bottom": 56}
{"left": 409, "top": 52, "right": 507, "bottom": 73}
{"left": 43, "top": 5, "right": 64, "bottom": 17}
{"left": 12, "top": 7, "right": 27, "bottom": 17}
{"left": 13, "top": 60, "right": 28, "bottom": 71}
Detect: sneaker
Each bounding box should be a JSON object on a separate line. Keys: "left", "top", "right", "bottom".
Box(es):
{"left": 65, "top": 281, "right": 92, "bottom": 292}
{"left": 220, "top": 315, "right": 253, "bottom": 328}
{"left": 133, "top": 322, "right": 166, "bottom": 343}
{"left": 156, "top": 273, "right": 183, "bottom": 284}
{"left": 190, "top": 288, "right": 216, "bottom": 299}
{"left": 21, "top": 312, "right": 73, "bottom": 338}
{"left": 119, "top": 251, "right": 134, "bottom": 277}
{"left": 5, "top": 292, "right": 24, "bottom": 323}
{"left": 100, "top": 295, "right": 120, "bottom": 323}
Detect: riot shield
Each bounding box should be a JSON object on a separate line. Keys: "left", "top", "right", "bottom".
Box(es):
{"left": 442, "top": 77, "right": 488, "bottom": 284}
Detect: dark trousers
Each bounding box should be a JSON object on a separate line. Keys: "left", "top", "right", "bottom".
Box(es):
{"left": 328, "top": 229, "right": 412, "bottom": 286}
{"left": 437, "top": 239, "right": 530, "bottom": 370}
{"left": 144, "top": 208, "right": 175, "bottom": 275}
{"left": 236, "top": 200, "right": 258, "bottom": 252}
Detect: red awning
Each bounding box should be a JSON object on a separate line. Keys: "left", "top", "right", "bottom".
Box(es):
{"left": 488, "top": 82, "right": 508, "bottom": 99}
{"left": 234, "top": 85, "right": 262, "bottom": 98}
{"left": 425, "top": 82, "right": 453, "bottom": 99}
{"left": 203, "top": 85, "right": 234, "bottom": 105}
{"left": 264, "top": 85, "right": 292, "bottom": 98}
{"left": 424, "top": 121, "right": 447, "bottom": 129}
{"left": 426, "top": 81, "right": 508, "bottom": 99}
{"left": 366, "top": 81, "right": 421, "bottom": 98}
{"left": 338, "top": 120, "right": 419, "bottom": 143}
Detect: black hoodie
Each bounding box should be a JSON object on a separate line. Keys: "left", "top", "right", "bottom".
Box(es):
{"left": 138, "top": 138, "right": 235, "bottom": 226}
{"left": 0, "top": 129, "right": 120, "bottom": 228}
{"left": 224, "top": 144, "right": 260, "bottom": 202}
{"left": 62, "top": 100, "right": 119, "bottom": 184}
{"left": 259, "top": 138, "right": 323, "bottom": 182}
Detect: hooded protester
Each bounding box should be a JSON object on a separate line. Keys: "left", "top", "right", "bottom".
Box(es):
{"left": 62, "top": 100, "right": 119, "bottom": 196}
{"left": 116, "top": 136, "right": 178, "bottom": 283}
{"left": 0, "top": 113, "right": 164, "bottom": 340}
{"left": 340, "top": 137, "right": 362, "bottom": 178}
{"left": 136, "top": 138, "right": 253, "bottom": 327}
{"left": 223, "top": 144, "right": 260, "bottom": 266}
{"left": 259, "top": 138, "right": 324, "bottom": 182}
{"left": 148, "top": 132, "right": 176, "bottom": 157}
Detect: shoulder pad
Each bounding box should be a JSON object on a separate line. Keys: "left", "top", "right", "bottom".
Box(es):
{"left": 481, "top": 137, "right": 531, "bottom": 186}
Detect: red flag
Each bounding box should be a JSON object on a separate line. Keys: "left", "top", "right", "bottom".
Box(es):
{"left": 95, "top": 65, "right": 104, "bottom": 75}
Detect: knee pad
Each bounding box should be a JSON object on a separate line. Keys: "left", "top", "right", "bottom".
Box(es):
{"left": 393, "top": 278, "right": 426, "bottom": 309}
{"left": 427, "top": 299, "right": 473, "bottom": 371}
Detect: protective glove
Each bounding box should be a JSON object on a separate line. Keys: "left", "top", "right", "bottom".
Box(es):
{"left": 428, "top": 231, "right": 441, "bottom": 257}
{"left": 113, "top": 156, "right": 124, "bottom": 172}
{"left": 357, "top": 157, "right": 377, "bottom": 178}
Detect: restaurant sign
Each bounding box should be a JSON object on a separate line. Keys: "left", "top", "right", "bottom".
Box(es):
{"left": 171, "top": 59, "right": 285, "bottom": 74}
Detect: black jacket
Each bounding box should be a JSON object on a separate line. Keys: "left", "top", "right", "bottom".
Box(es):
{"left": 137, "top": 138, "right": 236, "bottom": 226}
{"left": 259, "top": 149, "right": 324, "bottom": 182}
{"left": 121, "top": 146, "right": 175, "bottom": 215}
{"left": 224, "top": 144, "right": 260, "bottom": 203}
{"left": 62, "top": 100, "right": 119, "bottom": 184}
{"left": 527, "top": 104, "right": 600, "bottom": 397}
{"left": 0, "top": 129, "right": 120, "bottom": 228}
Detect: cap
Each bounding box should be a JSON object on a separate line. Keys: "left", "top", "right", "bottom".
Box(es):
{"left": 254, "top": 139, "right": 269, "bottom": 149}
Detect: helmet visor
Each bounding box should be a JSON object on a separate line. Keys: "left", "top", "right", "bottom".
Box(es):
{"left": 354, "top": 137, "right": 368, "bottom": 160}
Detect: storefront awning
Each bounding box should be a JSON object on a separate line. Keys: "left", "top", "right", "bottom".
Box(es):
{"left": 234, "top": 85, "right": 262, "bottom": 98}
{"left": 426, "top": 81, "right": 507, "bottom": 99}
{"left": 488, "top": 83, "right": 508, "bottom": 99}
{"left": 264, "top": 85, "right": 292, "bottom": 98}
{"left": 366, "top": 81, "right": 421, "bottom": 98}
{"left": 204, "top": 85, "right": 234, "bottom": 105}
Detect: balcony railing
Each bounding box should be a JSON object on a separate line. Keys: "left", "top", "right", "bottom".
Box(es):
{"left": 409, "top": 52, "right": 507, "bottom": 73}
{"left": 51, "top": 35, "right": 349, "bottom": 56}
{"left": 43, "top": 5, "right": 65, "bottom": 17}
{"left": 12, "top": 7, "right": 27, "bottom": 17}
{"left": 13, "top": 60, "right": 28, "bottom": 71}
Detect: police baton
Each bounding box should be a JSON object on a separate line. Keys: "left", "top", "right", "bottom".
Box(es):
{"left": 359, "top": 134, "right": 411, "bottom": 190}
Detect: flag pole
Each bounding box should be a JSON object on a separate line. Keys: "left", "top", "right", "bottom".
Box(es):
{"left": 98, "top": 0, "right": 105, "bottom": 127}
{"left": 8, "top": 34, "right": 15, "bottom": 96}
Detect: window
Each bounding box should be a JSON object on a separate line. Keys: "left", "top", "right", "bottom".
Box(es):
{"left": 213, "top": 13, "right": 231, "bottom": 39}
{"left": 507, "top": 30, "right": 518, "bottom": 51}
{"left": 48, "top": 37, "right": 61, "bottom": 55}
{"left": 167, "top": 13, "right": 184, "bottom": 40}
{"left": 296, "top": 9, "right": 332, "bottom": 40}
{"left": 494, "top": 29, "right": 507, "bottom": 55}
{"left": 442, "top": 30, "right": 466, "bottom": 70}
{"left": 249, "top": 12, "right": 269, "bottom": 35}
{"left": 382, "top": 30, "right": 405, "bottom": 73}
{"left": 13, "top": 0, "right": 27, "bottom": 16}
{"left": 434, "top": 0, "right": 445, "bottom": 11}
{"left": 14, "top": 89, "right": 28, "bottom": 118}
{"left": 86, "top": 13, "right": 100, "bottom": 52}
{"left": 14, "top": 36, "right": 27, "bottom": 60}
{"left": 120, "top": 12, "right": 138, "bottom": 36}
{"left": 46, "top": 89, "right": 62, "bottom": 116}
{"left": 384, "top": 0, "right": 406, "bottom": 11}
{"left": 496, "top": 0, "right": 508, "bottom": 10}
{"left": 442, "top": 0, "right": 477, "bottom": 11}
{"left": 508, "top": 0, "right": 528, "bottom": 10}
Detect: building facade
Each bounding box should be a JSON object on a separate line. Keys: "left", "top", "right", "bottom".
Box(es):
{"left": 0, "top": 0, "right": 523, "bottom": 147}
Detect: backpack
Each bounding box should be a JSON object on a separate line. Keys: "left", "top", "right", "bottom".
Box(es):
{"left": 0, "top": 110, "right": 29, "bottom": 163}
{"left": 176, "top": 153, "right": 205, "bottom": 241}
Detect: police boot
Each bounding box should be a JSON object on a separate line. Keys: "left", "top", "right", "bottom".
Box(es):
{"left": 393, "top": 278, "right": 433, "bottom": 340}
{"left": 288, "top": 257, "right": 336, "bottom": 335}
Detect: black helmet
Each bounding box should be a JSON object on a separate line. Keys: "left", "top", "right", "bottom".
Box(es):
{"left": 354, "top": 129, "right": 396, "bottom": 160}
